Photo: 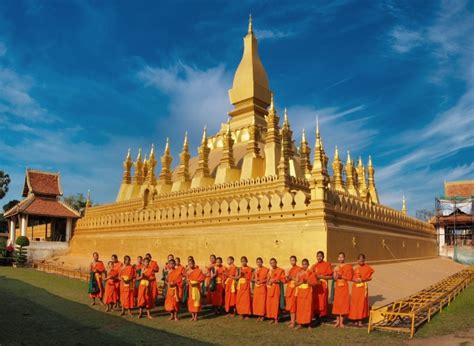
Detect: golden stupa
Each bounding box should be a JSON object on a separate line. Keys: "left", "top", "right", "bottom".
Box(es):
{"left": 70, "top": 17, "right": 436, "bottom": 263}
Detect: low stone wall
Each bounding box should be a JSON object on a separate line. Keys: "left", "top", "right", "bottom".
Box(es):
{"left": 28, "top": 241, "right": 69, "bottom": 262}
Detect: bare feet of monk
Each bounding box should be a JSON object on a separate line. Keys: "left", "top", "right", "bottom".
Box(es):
{"left": 120, "top": 310, "right": 125, "bottom": 316}
{"left": 288, "top": 323, "right": 295, "bottom": 328}
{"left": 294, "top": 325, "right": 301, "bottom": 330}
{"left": 146, "top": 313, "right": 153, "bottom": 320}
{"left": 239, "top": 315, "right": 244, "bottom": 320}
{"left": 269, "top": 320, "right": 274, "bottom": 324}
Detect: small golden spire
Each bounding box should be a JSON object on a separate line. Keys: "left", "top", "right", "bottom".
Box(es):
{"left": 143, "top": 154, "right": 147, "bottom": 164}
{"left": 346, "top": 150, "right": 352, "bottom": 164}
{"left": 316, "top": 115, "right": 320, "bottom": 137}
{"left": 283, "top": 108, "right": 288, "bottom": 125}
{"left": 248, "top": 14, "right": 253, "bottom": 33}
{"left": 149, "top": 144, "right": 155, "bottom": 158}
{"left": 270, "top": 93, "right": 275, "bottom": 111}
{"left": 334, "top": 145, "right": 339, "bottom": 160}
{"left": 165, "top": 137, "right": 170, "bottom": 153}
{"left": 301, "top": 128, "right": 306, "bottom": 143}
{"left": 183, "top": 131, "right": 188, "bottom": 146}
{"left": 358, "top": 156, "right": 363, "bottom": 168}
{"left": 136, "top": 148, "right": 142, "bottom": 162}
{"left": 126, "top": 148, "right": 131, "bottom": 160}
{"left": 201, "top": 126, "right": 207, "bottom": 144}
{"left": 86, "top": 189, "right": 92, "bottom": 208}
{"left": 402, "top": 195, "right": 407, "bottom": 215}
{"left": 368, "top": 155, "right": 373, "bottom": 167}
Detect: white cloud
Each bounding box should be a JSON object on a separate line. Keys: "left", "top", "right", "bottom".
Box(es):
{"left": 137, "top": 62, "right": 232, "bottom": 148}
{"left": 389, "top": 26, "right": 423, "bottom": 53}
{"left": 255, "top": 29, "right": 295, "bottom": 40}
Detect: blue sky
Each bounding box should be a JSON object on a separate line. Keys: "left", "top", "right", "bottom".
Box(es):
{"left": 0, "top": 0, "right": 473, "bottom": 215}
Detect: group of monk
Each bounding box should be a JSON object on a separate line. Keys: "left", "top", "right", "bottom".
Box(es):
{"left": 88, "top": 250, "right": 374, "bottom": 329}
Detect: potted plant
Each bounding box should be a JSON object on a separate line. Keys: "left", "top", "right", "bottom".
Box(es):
{"left": 14, "top": 236, "right": 30, "bottom": 267}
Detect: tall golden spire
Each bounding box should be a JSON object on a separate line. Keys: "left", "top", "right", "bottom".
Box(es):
{"left": 220, "top": 123, "right": 235, "bottom": 168}
{"left": 367, "top": 155, "right": 379, "bottom": 203}
{"left": 176, "top": 131, "right": 190, "bottom": 182}
{"left": 146, "top": 144, "right": 157, "bottom": 185}
{"left": 132, "top": 148, "right": 144, "bottom": 185}
{"left": 159, "top": 138, "right": 173, "bottom": 184}
{"left": 246, "top": 118, "right": 261, "bottom": 157}
{"left": 332, "top": 146, "right": 345, "bottom": 192}
{"left": 281, "top": 108, "right": 294, "bottom": 157}
{"left": 299, "top": 128, "right": 312, "bottom": 177}
{"left": 194, "top": 127, "right": 211, "bottom": 178}
{"left": 311, "top": 122, "right": 330, "bottom": 199}
{"left": 357, "top": 156, "right": 367, "bottom": 198}
{"left": 122, "top": 148, "right": 132, "bottom": 184}
{"left": 228, "top": 16, "right": 272, "bottom": 127}
{"left": 278, "top": 142, "right": 289, "bottom": 178}
{"left": 402, "top": 195, "right": 407, "bottom": 215}
{"left": 142, "top": 154, "right": 148, "bottom": 181}
{"left": 345, "top": 151, "right": 358, "bottom": 196}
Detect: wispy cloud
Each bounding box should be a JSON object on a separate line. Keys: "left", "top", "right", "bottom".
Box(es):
{"left": 255, "top": 28, "right": 295, "bottom": 40}
{"left": 389, "top": 26, "right": 423, "bottom": 53}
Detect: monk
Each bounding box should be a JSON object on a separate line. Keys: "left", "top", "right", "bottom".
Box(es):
{"left": 164, "top": 258, "right": 182, "bottom": 321}
{"left": 332, "top": 252, "right": 353, "bottom": 328}
{"left": 145, "top": 253, "right": 160, "bottom": 306}
{"left": 175, "top": 257, "right": 185, "bottom": 302}
{"left": 120, "top": 255, "right": 136, "bottom": 316}
{"left": 103, "top": 261, "right": 119, "bottom": 312}
{"left": 162, "top": 254, "right": 175, "bottom": 298}
{"left": 236, "top": 256, "right": 252, "bottom": 319}
{"left": 285, "top": 255, "right": 301, "bottom": 328}
{"left": 205, "top": 254, "right": 217, "bottom": 305}
{"left": 266, "top": 258, "right": 286, "bottom": 324}
{"left": 252, "top": 257, "right": 269, "bottom": 321}
{"left": 88, "top": 252, "right": 105, "bottom": 305}
{"left": 209, "top": 256, "right": 225, "bottom": 314}
{"left": 133, "top": 256, "right": 143, "bottom": 301}
{"left": 111, "top": 254, "right": 123, "bottom": 308}
{"left": 348, "top": 254, "right": 374, "bottom": 327}
{"left": 295, "top": 259, "right": 317, "bottom": 329}
{"left": 224, "top": 256, "right": 238, "bottom": 316}
{"left": 311, "top": 251, "right": 333, "bottom": 321}
{"left": 137, "top": 257, "right": 156, "bottom": 319}
{"left": 186, "top": 258, "right": 206, "bottom": 321}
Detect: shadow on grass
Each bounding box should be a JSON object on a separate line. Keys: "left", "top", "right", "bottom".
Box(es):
{"left": 0, "top": 277, "right": 210, "bottom": 345}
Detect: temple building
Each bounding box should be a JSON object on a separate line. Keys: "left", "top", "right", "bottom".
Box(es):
{"left": 4, "top": 169, "right": 81, "bottom": 243}
{"left": 70, "top": 18, "right": 436, "bottom": 263}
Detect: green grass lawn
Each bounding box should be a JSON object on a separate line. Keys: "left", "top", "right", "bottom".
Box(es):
{"left": 0, "top": 267, "right": 472, "bottom": 345}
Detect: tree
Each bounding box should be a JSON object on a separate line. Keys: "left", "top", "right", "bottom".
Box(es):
{"left": 0, "top": 200, "right": 20, "bottom": 232}
{"left": 63, "top": 193, "right": 90, "bottom": 215}
{"left": 0, "top": 171, "right": 10, "bottom": 200}
{"left": 3, "top": 200, "right": 20, "bottom": 213}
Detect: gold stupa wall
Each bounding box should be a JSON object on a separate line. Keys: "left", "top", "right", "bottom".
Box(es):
{"left": 70, "top": 17, "right": 437, "bottom": 264}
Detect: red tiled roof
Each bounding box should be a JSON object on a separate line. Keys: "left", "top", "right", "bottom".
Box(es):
{"left": 4, "top": 195, "right": 80, "bottom": 218}
{"left": 23, "top": 169, "right": 62, "bottom": 197}
{"left": 444, "top": 180, "right": 474, "bottom": 198}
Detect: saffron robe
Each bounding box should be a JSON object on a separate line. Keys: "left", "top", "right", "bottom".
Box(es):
{"left": 137, "top": 266, "right": 156, "bottom": 309}
{"left": 112, "top": 261, "right": 123, "bottom": 301}
{"left": 295, "top": 269, "right": 317, "bottom": 325}
{"left": 252, "top": 266, "right": 269, "bottom": 317}
{"left": 224, "top": 264, "right": 237, "bottom": 312}
{"left": 285, "top": 265, "right": 301, "bottom": 313}
{"left": 210, "top": 265, "right": 225, "bottom": 307}
{"left": 165, "top": 268, "right": 183, "bottom": 312}
{"left": 348, "top": 264, "right": 374, "bottom": 320}
{"left": 236, "top": 266, "right": 253, "bottom": 315}
{"left": 311, "top": 261, "right": 333, "bottom": 317}
{"left": 120, "top": 265, "right": 136, "bottom": 309}
{"left": 134, "top": 263, "right": 143, "bottom": 298}
{"left": 149, "top": 260, "right": 160, "bottom": 303}
{"left": 265, "top": 267, "right": 286, "bottom": 319}
{"left": 175, "top": 264, "right": 185, "bottom": 299}
{"left": 205, "top": 263, "right": 215, "bottom": 304}
{"left": 332, "top": 264, "right": 353, "bottom": 315}
{"left": 187, "top": 268, "right": 206, "bottom": 313}
{"left": 88, "top": 260, "right": 105, "bottom": 299}
{"left": 103, "top": 269, "right": 119, "bottom": 304}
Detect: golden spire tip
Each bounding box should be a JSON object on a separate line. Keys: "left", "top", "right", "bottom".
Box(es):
{"left": 248, "top": 14, "right": 253, "bottom": 33}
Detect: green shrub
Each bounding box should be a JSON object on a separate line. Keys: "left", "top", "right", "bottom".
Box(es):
{"left": 0, "top": 237, "right": 7, "bottom": 256}
{"left": 14, "top": 236, "right": 30, "bottom": 266}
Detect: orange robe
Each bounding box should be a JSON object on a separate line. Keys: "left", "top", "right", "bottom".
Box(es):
{"left": 285, "top": 265, "right": 301, "bottom": 313}
{"left": 236, "top": 266, "right": 253, "bottom": 315}
{"left": 332, "top": 264, "right": 353, "bottom": 315}
{"left": 113, "top": 261, "right": 123, "bottom": 301}
{"left": 89, "top": 261, "right": 105, "bottom": 299}
{"left": 187, "top": 268, "right": 206, "bottom": 313}
{"left": 137, "top": 266, "right": 156, "bottom": 309}
{"left": 265, "top": 267, "right": 286, "bottom": 319}
{"left": 133, "top": 263, "right": 143, "bottom": 298}
{"left": 165, "top": 268, "right": 183, "bottom": 312}
{"left": 252, "top": 266, "right": 269, "bottom": 317}
{"left": 175, "top": 264, "right": 185, "bottom": 300}
{"left": 295, "top": 269, "right": 317, "bottom": 325}
{"left": 210, "top": 265, "right": 225, "bottom": 307}
{"left": 224, "top": 264, "right": 237, "bottom": 312}
{"left": 149, "top": 260, "right": 160, "bottom": 303}
{"left": 311, "top": 261, "right": 333, "bottom": 317}
{"left": 120, "top": 265, "right": 136, "bottom": 309}
{"left": 103, "top": 269, "right": 119, "bottom": 304}
{"left": 348, "top": 264, "right": 374, "bottom": 320}
{"left": 205, "top": 263, "right": 215, "bottom": 304}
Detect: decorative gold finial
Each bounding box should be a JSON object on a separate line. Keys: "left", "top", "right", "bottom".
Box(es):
{"left": 126, "top": 148, "right": 131, "bottom": 160}
{"left": 183, "top": 131, "right": 189, "bottom": 146}
{"left": 283, "top": 108, "right": 288, "bottom": 125}
{"left": 248, "top": 14, "right": 253, "bottom": 33}
{"left": 201, "top": 126, "right": 207, "bottom": 144}
{"left": 137, "top": 148, "right": 142, "bottom": 161}
{"left": 86, "top": 189, "right": 92, "bottom": 208}
{"left": 402, "top": 195, "right": 407, "bottom": 214}
{"left": 334, "top": 145, "right": 339, "bottom": 159}
{"left": 346, "top": 150, "right": 351, "bottom": 164}
{"left": 150, "top": 144, "right": 155, "bottom": 158}
{"left": 368, "top": 155, "right": 373, "bottom": 167}
{"left": 165, "top": 137, "right": 170, "bottom": 153}
{"left": 358, "top": 155, "right": 363, "bottom": 168}
{"left": 316, "top": 115, "right": 320, "bottom": 136}
{"left": 270, "top": 93, "right": 275, "bottom": 110}
{"left": 301, "top": 128, "right": 306, "bottom": 143}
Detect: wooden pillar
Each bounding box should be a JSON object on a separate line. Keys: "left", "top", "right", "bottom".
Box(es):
{"left": 45, "top": 222, "right": 48, "bottom": 240}
{"left": 9, "top": 218, "right": 16, "bottom": 244}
